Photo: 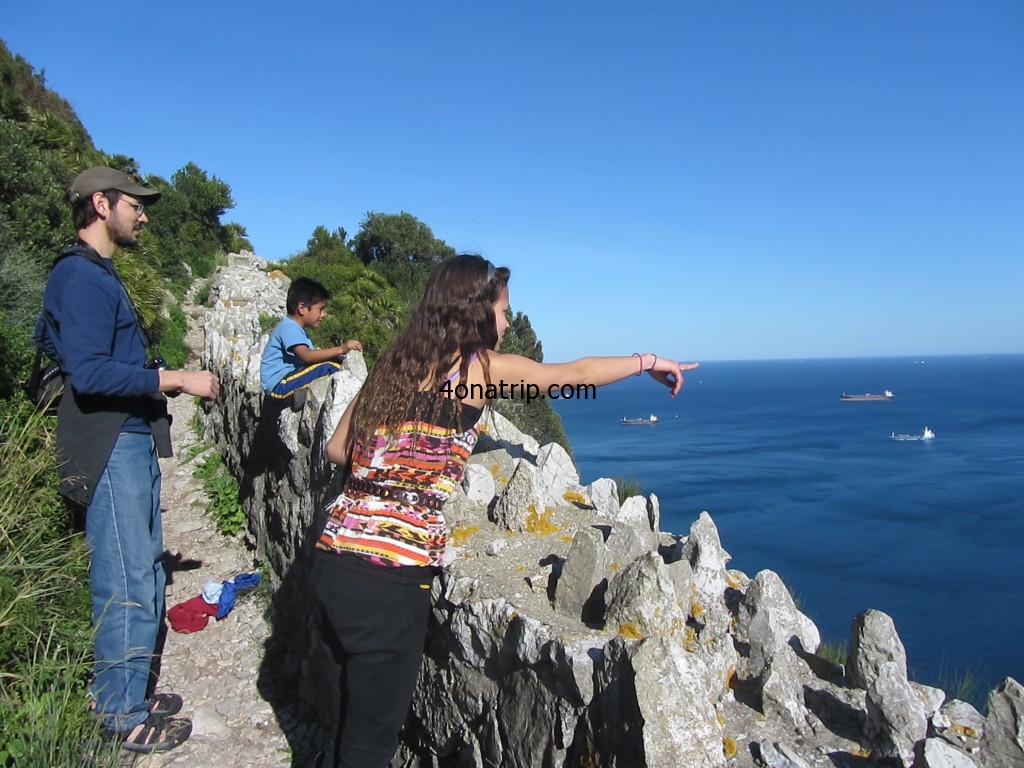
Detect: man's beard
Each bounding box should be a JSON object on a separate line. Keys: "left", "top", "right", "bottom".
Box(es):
{"left": 108, "top": 208, "right": 140, "bottom": 247}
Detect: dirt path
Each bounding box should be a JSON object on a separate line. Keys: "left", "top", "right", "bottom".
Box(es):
{"left": 128, "top": 291, "right": 305, "bottom": 767}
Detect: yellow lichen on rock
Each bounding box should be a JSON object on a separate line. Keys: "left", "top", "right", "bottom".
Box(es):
{"left": 524, "top": 505, "right": 560, "bottom": 535}
{"left": 562, "top": 489, "right": 587, "bottom": 505}
{"left": 722, "top": 738, "right": 738, "bottom": 758}
{"left": 618, "top": 623, "right": 645, "bottom": 640}
{"left": 684, "top": 626, "right": 698, "bottom": 651}
{"left": 450, "top": 524, "right": 480, "bottom": 547}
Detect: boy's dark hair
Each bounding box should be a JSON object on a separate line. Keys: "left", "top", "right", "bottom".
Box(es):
{"left": 287, "top": 277, "right": 331, "bottom": 315}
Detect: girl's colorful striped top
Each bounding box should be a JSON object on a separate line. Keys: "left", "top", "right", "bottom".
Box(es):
{"left": 317, "top": 394, "right": 482, "bottom": 568}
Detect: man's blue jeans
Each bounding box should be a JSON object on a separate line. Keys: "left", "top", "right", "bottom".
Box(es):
{"left": 85, "top": 431, "right": 164, "bottom": 732}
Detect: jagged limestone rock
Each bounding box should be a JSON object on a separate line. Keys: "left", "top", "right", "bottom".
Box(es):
{"left": 477, "top": 406, "right": 539, "bottom": 459}
{"left": 631, "top": 635, "right": 726, "bottom": 768}
{"left": 492, "top": 459, "right": 541, "bottom": 531}
{"left": 648, "top": 492, "right": 661, "bottom": 533}
{"left": 736, "top": 569, "right": 821, "bottom": 681}
{"left": 761, "top": 644, "right": 812, "bottom": 732}
{"left": 586, "top": 476, "right": 619, "bottom": 516}
{"left": 864, "top": 659, "right": 928, "bottom": 766}
{"left": 582, "top": 635, "right": 726, "bottom": 768}
{"left": 683, "top": 511, "right": 733, "bottom": 639}
{"left": 981, "top": 677, "right": 1024, "bottom": 768}
{"left": 847, "top": 609, "right": 909, "bottom": 689}
{"left": 534, "top": 441, "right": 580, "bottom": 507}
{"left": 462, "top": 462, "right": 496, "bottom": 505}
{"left": 617, "top": 495, "right": 651, "bottom": 530}
{"left": 922, "top": 737, "right": 980, "bottom": 768}
{"left": 603, "top": 552, "right": 686, "bottom": 638}
{"left": 665, "top": 557, "right": 694, "bottom": 612}
{"left": 554, "top": 526, "right": 606, "bottom": 620}
{"left": 605, "top": 522, "right": 655, "bottom": 571}
{"left": 913, "top": 681, "right": 947, "bottom": 720}
{"left": 933, "top": 698, "right": 985, "bottom": 752}
{"left": 755, "top": 740, "right": 813, "bottom": 768}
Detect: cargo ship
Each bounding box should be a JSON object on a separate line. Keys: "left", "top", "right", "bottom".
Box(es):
{"left": 839, "top": 390, "right": 894, "bottom": 401}
{"left": 621, "top": 414, "right": 658, "bottom": 425}
{"left": 890, "top": 427, "right": 935, "bottom": 442}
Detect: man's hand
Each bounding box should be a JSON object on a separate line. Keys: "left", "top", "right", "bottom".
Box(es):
{"left": 160, "top": 369, "right": 220, "bottom": 399}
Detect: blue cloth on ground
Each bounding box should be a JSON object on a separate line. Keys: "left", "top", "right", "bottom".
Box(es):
{"left": 201, "top": 579, "right": 223, "bottom": 605}
{"left": 216, "top": 572, "right": 261, "bottom": 620}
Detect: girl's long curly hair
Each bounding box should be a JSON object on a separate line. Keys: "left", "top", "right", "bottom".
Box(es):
{"left": 351, "top": 254, "right": 510, "bottom": 446}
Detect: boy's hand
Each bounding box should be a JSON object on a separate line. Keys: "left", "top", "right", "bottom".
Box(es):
{"left": 343, "top": 339, "right": 363, "bottom": 352}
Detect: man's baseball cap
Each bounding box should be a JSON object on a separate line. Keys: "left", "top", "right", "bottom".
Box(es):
{"left": 68, "top": 167, "right": 161, "bottom": 205}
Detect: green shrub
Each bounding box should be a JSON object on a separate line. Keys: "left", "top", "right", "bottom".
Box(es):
{"left": 153, "top": 302, "right": 190, "bottom": 369}
{"left": 195, "top": 452, "right": 246, "bottom": 536}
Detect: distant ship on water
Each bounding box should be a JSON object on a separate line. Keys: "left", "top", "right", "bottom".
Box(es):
{"left": 621, "top": 414, "right": 659, "bottom": 425}
{"left": 839, "top": 390, "right": 894, "bottom": 401}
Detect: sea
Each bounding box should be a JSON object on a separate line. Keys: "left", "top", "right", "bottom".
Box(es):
{"left": 551, "top": 354, "right": 1024, "bottom": 704}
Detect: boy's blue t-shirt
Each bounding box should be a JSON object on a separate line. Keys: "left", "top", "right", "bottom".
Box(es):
{"left": 260, "top": 317, "right": 315, "bottom": 391}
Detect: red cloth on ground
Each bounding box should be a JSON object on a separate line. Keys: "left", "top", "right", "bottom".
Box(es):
{"left": 167, "top": 595, "right": 218, "bottom": 633}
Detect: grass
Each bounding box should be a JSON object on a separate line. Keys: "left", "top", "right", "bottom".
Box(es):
{"left": 816, "top": 637, "right": 848, "bottom": 666}
{"left": 195, "top": 277, "right": 214, "bottom": 307}
{"left": 936, "top": 655, "right": 985, "bottom": 711}
{"left": 0, "top": 398, "right": 121, "bottom": 767}
{"left": 615, "top": 475, "right": 644, "bottom": 505}
{"left": 258, "top": 312, "right": 278, "bottom": 335}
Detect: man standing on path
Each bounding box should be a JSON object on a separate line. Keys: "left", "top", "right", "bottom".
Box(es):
{"left": 39, "top": 167, "right": 220, "bottom": 753}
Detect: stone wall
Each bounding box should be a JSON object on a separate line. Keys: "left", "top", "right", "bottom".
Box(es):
{"left": 198, "top": 252, "right": 1022, "bottom": 768}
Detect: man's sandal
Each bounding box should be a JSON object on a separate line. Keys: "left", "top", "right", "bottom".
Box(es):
{"left": 89, "top": 691, "right": 183, "bottom": 717}
{"left": 149, "top": 692, "right": 183, "bottom": 717}
{"left": 100, "top": 713, "right": 192, "bottom": 754}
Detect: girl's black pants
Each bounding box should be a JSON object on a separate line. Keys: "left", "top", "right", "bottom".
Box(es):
{"left": 310, "top": 550, "right": 436, "bottom": 768}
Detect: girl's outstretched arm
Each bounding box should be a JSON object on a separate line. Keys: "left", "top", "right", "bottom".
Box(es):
{"left": 488, "top": 352, "right": 698, "bottom": 397}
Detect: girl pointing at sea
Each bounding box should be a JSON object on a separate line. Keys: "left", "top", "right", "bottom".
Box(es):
{"left": 309, "top": 253, "right": 697, "bottom": 767}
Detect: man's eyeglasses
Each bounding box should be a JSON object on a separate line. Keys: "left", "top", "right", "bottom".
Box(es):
{"left": 120, "top": 198, "right": 144, "bottom": 216}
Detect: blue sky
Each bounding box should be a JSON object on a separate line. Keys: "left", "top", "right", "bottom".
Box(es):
{"left": 5, "top": 1, "right": 1022, "bottom": 362}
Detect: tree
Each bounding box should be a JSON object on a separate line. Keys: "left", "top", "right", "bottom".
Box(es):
{"left": 500, "top": 311, "right": 544, "bottom": 362}
{"left": 304, "top": 225, "right": 354, "bottom": 264}
{"left": 351, "top": 212, "right": 456, "bottom": 305}
{"left": 283, "top": 226, "right": 405, "bottom": 364}
{"left": 223, "top": 222, "right": 253, "bottom": 255}
{"left": 143, "top": 163, "right": 236, "bottom": 282}
{"left": 489, "top": 311, "right": 572, "bottom": 455}
{"left": 351, "top": 212, "right": 454, "bottom": 266}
